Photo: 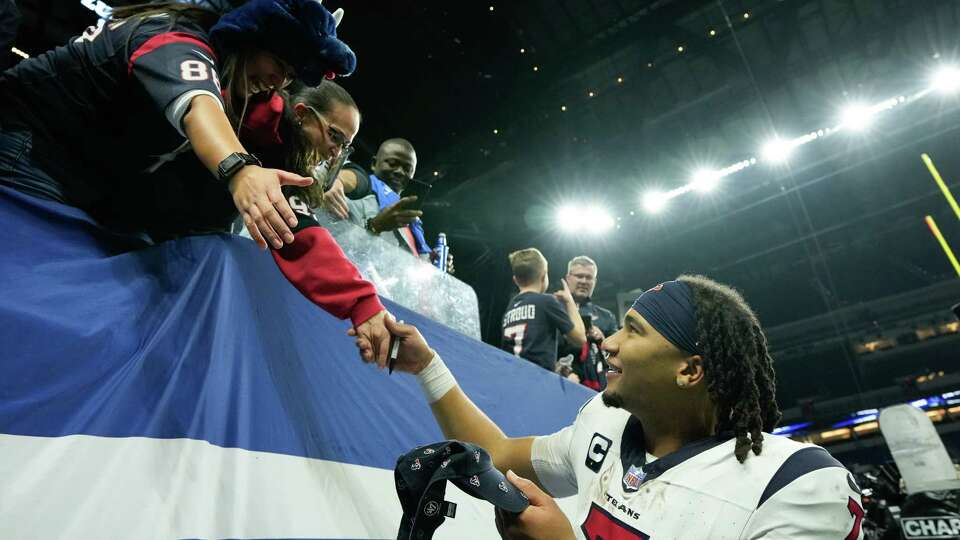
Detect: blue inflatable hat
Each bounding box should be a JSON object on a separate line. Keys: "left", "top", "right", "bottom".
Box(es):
{"left": 210, "top": 0, "right": 356, "bottom": 84}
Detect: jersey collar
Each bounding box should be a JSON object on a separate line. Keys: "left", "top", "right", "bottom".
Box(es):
{"left": 620, "top": 416, "right": 733, "bottom": 488}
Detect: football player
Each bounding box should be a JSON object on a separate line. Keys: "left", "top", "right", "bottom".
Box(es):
{"left": 352, "top": 275, "right": 864, "bottom": 539}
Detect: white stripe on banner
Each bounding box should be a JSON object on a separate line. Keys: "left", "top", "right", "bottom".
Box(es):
{"left": 0, "top": 434, "right": 576, "bottom": 539}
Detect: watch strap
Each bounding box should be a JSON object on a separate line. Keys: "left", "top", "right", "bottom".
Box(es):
{"left": 217, "top": 152, "right": 261, "bottom": 182}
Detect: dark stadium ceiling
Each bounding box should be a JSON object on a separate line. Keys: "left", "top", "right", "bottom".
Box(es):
{"left": 10, "top": 0, "right": 960, "bottom": 336}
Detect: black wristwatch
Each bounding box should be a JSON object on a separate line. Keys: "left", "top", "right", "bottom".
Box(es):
{"left": 217, "top": 152, "right": 261, "bottom": 182}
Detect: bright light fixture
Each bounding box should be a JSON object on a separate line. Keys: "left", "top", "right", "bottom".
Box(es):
{"left": 555, "top": 205, "right": 614, "bottom": 233}
{"left": 584, "top": 206, "right": 615, "bottom": 232}
{"left": 691, "top": 169, "right": 720, "bottom": 192}
{"left": 931, "top": 66, "right": 960, "bottom": 94}
{"left": 761, "top": 137, "right": 794, "bottom": 163}
{"left": 555, "top": 205, "right": 579, "bottom": 232}
{"left": 642, "top": 191, "right": 668, "bottom": 213}
{"left": 839, "top": 103, "right": 875, "bottom": 132}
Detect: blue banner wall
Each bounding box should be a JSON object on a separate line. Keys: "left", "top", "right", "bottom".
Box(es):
{"left": 0, "top": 187, "right": 594, "bottom": 539}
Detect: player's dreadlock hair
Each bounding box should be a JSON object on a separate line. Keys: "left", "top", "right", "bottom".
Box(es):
{"left": 678, "top": 275, "right": 782, "bottom": 463}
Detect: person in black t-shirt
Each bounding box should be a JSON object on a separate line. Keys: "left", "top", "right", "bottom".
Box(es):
{"left": 500, "top": 248, "right": 586, "bottom": 372}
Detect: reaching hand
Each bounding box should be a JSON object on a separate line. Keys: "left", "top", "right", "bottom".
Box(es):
{"left": 348, "top": 316, "right": 435, "bottom": 374}
{"left": 230, "top": 166, "right": 314, "bottom": 249}
{"left": 494, "top": 470, "right": 576, "bottom": 540}
{"left": 553, "top": 279, "right": 575, "bottom": 306}
{"left": 322, "top": 177, "right": 350, "bottom": 220}
{"left": 370, "top": 197, "right": 422, "bottom": 233}
{"left": 349, "top": 310, "right": 393, "bottom": 368}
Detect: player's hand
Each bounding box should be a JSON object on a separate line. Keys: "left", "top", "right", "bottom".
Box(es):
{"left": 322, "top": 177, "right": 350, "bottom": 220}
{"left": 588, "top": 326, "right": 605, "bottom": 343}
{"left": 370, "top": 197, "right": 422, "bottom": 232}
{"left": 553, "top": 279, "right": 575, "bottom": 306}
{"left": 495, "top": 470, "right": 576, "bottom": 540}
{"left": 348, "top": 316, "right": 435, "bottom": 374}
{"left": 230, "top": 166, "right": 314, "bottom": 249}
{"left": 347, "top": 310, "right": 393, "bottom": 368}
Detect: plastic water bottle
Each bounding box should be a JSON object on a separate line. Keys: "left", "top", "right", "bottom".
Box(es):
{"left": 434, "top": 233, "right": 449, "bottom": 273}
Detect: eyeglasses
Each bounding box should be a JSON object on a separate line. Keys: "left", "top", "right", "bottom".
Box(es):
{"left": 305, "top": 106, "right": 352, "bottom": 152}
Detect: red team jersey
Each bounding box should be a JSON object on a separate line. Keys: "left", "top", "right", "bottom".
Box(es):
{"left": 531, "top": 395, "right": 865, "bottom": 539}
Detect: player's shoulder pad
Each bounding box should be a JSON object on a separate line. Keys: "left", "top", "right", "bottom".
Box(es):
{"left": 757, "top": 445, "right": 847, "bottom": 509}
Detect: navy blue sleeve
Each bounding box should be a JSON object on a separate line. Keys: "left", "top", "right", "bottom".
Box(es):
{"left": 127, "top": 20, "right": 223, "bottom": 113}
{"left": 544, "top": 296, "right": 575, "bottom": 334}
{"left": 342, "top": 162, "right": 372, "bottom": 200}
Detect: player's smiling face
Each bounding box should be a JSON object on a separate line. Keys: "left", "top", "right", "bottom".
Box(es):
{"left": 601, "top": 309, "right": 694, "bottom": 412}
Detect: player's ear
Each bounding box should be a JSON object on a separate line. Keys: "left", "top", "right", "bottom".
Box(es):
{"left": 512, "top": 276, "right": 520, "bottom": 289}
{"left": 677, "top": 355, "right": 705, "bottom": 388}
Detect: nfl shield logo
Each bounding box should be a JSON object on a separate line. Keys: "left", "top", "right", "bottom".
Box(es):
{"left": 622, "top": 464, "right": 645, "bottom": 492}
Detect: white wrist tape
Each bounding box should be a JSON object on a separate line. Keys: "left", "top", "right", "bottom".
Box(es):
{"left": 416, "top": 353, "right": 457, "bottom": 404}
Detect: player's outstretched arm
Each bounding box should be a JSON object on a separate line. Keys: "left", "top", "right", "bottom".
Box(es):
{"left": 348, "top": 318, "right": 542, "bottom": 486}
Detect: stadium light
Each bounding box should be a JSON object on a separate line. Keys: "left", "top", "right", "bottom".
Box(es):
{"left": 761, "top": 137, "right": 794, "bottom": 163}
{"left": 642, "top": 191, "right": 668, "bottom": 213}
{"left": 690, "top": 169, "right": 720, "bottom": 192}
{"left": 839, "top": 103, "right": 875, "bottom": 132}
{"left": 554, "top": 205, "right": 615, "bottom": 233}
{"left": 584, "top": 206, "right": 615, "bottom": 232}
{"left": 931, "top": 66, "right": 960, "bottom": 94}
{"left": 555, "top": 205, "right": 579, "bottom": 232}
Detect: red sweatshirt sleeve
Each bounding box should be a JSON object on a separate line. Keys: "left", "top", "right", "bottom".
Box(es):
{"left": 271, "top": 191, "right": 385, "bottom": 327}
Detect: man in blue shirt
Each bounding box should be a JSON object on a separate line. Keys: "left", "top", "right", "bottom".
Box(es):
{"left": 325, "top": 138, "right": 430, "bottom": 257}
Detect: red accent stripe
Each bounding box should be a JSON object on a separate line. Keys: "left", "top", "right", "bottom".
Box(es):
{"left": 127, "top": 32, "right": 217, "bottom": 75}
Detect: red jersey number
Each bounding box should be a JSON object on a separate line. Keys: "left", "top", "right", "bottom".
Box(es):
{"left": 581, "top": 503, "right": 650, "bottom": 540}
{"left": 844, "top": 497, "right": 864, "bottom": 540}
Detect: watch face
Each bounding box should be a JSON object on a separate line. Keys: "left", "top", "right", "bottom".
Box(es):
{"left": 219, "top": 153, "right": 244, "bottom": 178}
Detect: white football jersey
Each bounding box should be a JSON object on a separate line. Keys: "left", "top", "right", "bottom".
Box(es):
{"left": 531, "top": 394, "right": 865, "bottom": 539}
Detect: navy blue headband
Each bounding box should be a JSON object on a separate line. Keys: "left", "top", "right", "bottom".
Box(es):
{"left": 630, "top": 280, "right": 702, "bottom": 356}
